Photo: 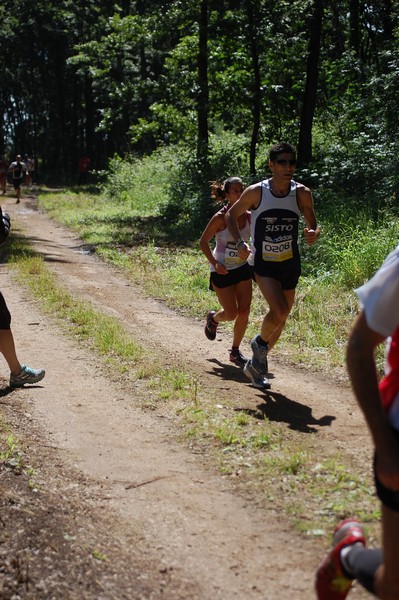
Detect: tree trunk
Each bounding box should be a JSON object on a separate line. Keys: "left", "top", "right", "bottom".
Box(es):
{"left": 245, "top": 0, "right": 261, "bottom": 179}
{"left": 349, "top": 0, "right": 360, "bottom": 55}
{"left": 297, "top": 0, "right": 324, "bottom": 167}
{"left": 197, "top": 0, "right": 209, "bottom": 170}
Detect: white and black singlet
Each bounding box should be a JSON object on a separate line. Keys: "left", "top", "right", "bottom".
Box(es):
{"left": 249, "top": 179, "right": 302, "bottom": 287}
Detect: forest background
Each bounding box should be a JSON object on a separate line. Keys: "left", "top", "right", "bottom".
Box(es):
{"left": 1, "top": 0, "right": 399, "bottom": 364}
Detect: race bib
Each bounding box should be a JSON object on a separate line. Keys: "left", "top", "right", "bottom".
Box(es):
{"left": 224, "top": 242, "right": 246, "bottom": 268}
{"left": 262, "top": 239, "right": 293, "bottom": 262}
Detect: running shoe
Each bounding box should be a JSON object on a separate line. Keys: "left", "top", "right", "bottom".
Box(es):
{"left": 250, "top": 335, "right": 269, "bottom": 374}
{"left": 10, "top": 364, "right": 46, "bottom": 388}
{"left": 315, "top": 519, "right": 366, "bottom": 599}
{"left": 229, "top": 347, "right": 248, "bottom": 366}
{"left": 205, "top": 310, "right": 218, "bottom": 340}
{"left": 243, "top": 360, "right": 270, "bottom": 389}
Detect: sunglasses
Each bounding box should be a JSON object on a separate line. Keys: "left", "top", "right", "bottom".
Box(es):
{"left": 275, "top": 159, "right": 297, "bottom": 166}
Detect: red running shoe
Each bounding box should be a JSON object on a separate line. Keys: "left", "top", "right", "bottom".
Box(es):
{"left": 205, "top": 310, "right": 218, "bottom": 340}
{"left": 315, "top": 519, "right": 366, "bottom": 599}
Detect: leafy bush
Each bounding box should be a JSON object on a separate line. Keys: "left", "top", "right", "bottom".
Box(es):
{"left": 102, "top": 146, "right": 179, "bottom": 216}
{"left": 301, "top": 200, "right": 399, "bottom": 288}
{"left": 160, "top": 131, "right": 251, "bottom": 241}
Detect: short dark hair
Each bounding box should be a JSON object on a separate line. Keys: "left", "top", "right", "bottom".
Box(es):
{"left": 269, "top": 142, "right": 296, "bottom": 162}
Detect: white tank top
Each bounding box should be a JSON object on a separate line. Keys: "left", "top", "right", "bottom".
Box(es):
{"left": 249, "top": 179, "right": 301, "bottom": 268}
{"left": 211, "top": 211, "right": 250, "bottom": 272}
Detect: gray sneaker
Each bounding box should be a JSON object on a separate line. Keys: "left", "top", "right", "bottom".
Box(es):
{"left": 250, "top": 335, "right": 269, "bottom": 374}
{"left": 10, "top": 364, "right": 45, "bottom": 387}
{"left": 243, "top": 360, "right": 270, "bottom": 389}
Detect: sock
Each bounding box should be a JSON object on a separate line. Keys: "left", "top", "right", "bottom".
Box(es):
{"left": 341, "top": 545, "right": 382, "bottom": 594}
{"left": 256, "top": 335, "right": 269, "bottom": 348}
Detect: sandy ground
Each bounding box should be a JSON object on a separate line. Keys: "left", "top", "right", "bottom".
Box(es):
{"left": 0, "top": 191, "right": 374, "bottom": 599}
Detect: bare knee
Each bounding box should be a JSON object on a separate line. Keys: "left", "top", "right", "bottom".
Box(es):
{"left": 270, "top": 304, "right": 290, "bottom": 326}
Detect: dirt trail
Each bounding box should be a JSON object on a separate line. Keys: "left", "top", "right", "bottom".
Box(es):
{"left": 0, "top": 194, "right": 372, "bottom": 599}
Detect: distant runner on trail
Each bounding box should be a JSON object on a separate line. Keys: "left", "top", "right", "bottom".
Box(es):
{"left": 8, "top": 154, "right": 26, "bottom": 203}
{"left": 78, "top": 155, "right": 91, "bottom": 185}
{"left": 225, "top": 142, "right": 320, "bottom": 389}
{"left": 316, "top": 243, "right": 399, "bottom": 600}
{"left": 200, "top": 177, "right": 253, "bottom": 367}
{"left": 0, "top": 156, "right": 7, "bottom": 195}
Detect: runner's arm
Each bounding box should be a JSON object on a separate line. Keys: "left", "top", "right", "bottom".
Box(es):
{"left": 225, "top": 185, "right": 258, "bottom": 259}
{"left": 199, "top": 214, "right": 228, "bottom": 274}
{"left": 347, "top": 312, "right": 399, "bottom": 490}
{"left": 297, "top": 186, "right": 320, "bottom": 246}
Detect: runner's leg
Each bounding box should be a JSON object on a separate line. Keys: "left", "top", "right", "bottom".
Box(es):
{"left": 231, "top": 279, "right": 252, "bottom": 348}
{"left": 266, "top": 288, "right": 295, "bottom": 350}
{"left": 374, "top": 504, "right": 399, "bottom": 598}
{"left": 0, "top": 329, "right": 22, "bottom": 373}
{"left": 213, "top": 285, "right": 238, "bottom": 323}
{"left": 254, "top": 275, "right": 295, "bottom": 350}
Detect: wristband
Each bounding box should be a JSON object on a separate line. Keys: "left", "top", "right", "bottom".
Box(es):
{"left": 235, "top": 238, "right": 245, "bottom": 249}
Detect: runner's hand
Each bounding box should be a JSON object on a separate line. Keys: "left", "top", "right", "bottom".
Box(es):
{"left": 215, "top": 262, "right": 228, "bottom": 275}
{"left": 237, "top": 243, "right": 251, "bottom": 260}
{"left": 304, "top": 227, "right": 318, "bottom": 246}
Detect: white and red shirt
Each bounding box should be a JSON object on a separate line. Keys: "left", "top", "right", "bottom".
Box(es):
{"left": 356, "top": 244, "right": 399, "bottom": 425}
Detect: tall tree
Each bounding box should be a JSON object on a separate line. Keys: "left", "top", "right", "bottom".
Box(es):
{"left": 349, "top": 0, "right": 360, "bottom": 54}
{"left": 297, "top": 0, "right": 324, "bottom": 166}
{"left": 197, "top": 0, "right": 209, "bottom": 169}
{"left": 245, "top": 0, "right": 261, "bottom": 177}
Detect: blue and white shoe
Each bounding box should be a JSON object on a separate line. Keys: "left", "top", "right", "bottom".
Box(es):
{"left": 250, "top": 335, "right": 269, "bottom": 374}
{"left": 243, "top": 360, "right": 270, "bottom": 389}
{"left": 10, "top": 364, "right": 45, "bottom": 387}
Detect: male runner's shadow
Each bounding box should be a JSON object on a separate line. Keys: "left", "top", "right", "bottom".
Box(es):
{"left": 239, "top": 390, "right": 335, "bottom": 434}
{"left": 208, "top": 358, "right": 335, "bottom": 433}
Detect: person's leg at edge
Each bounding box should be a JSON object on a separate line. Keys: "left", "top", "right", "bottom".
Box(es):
{"left": 373, "top": 504, "right": 399, "bottom": 599}
{"left": 318, "top": 505, "right": 399, "bottom": 598}
{"left": 0, "top": 328, "right": 23, "bottom": 375}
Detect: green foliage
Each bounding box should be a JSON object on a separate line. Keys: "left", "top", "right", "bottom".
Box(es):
{"left": 300, "top": 192, "right": 398, "bottom": 288}
{"left": 102, "top": 146, "right": 178, "bottom": 214}
{"left": 0, "top": 433, "right": 26, "bottom": 472}
{"left": 2, "top": 0, "right": 399, "bottom": 188}
{"left": 100, "top": 131, "right": 255, "bottom": 243}
{"left": 160, "top": 132, "right": 251, "bottom": 241}
{"left": 323, "top": 219, "right": 398, "bottom": 288}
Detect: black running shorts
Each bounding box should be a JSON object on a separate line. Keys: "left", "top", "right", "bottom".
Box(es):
{"left": 252, "top": 260, "right": 301, "bottom": 290}
{"left": 12, "top": 177, "right": 23, "bottom": 189}
{"left": 209, "top": 262, "right": 251, "bottom": 291}
{"left": 374, "top": 427, "right": 399, "bottom": 512}
{"left": 0, "top": 292, "right": 11, "bottom": 329}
